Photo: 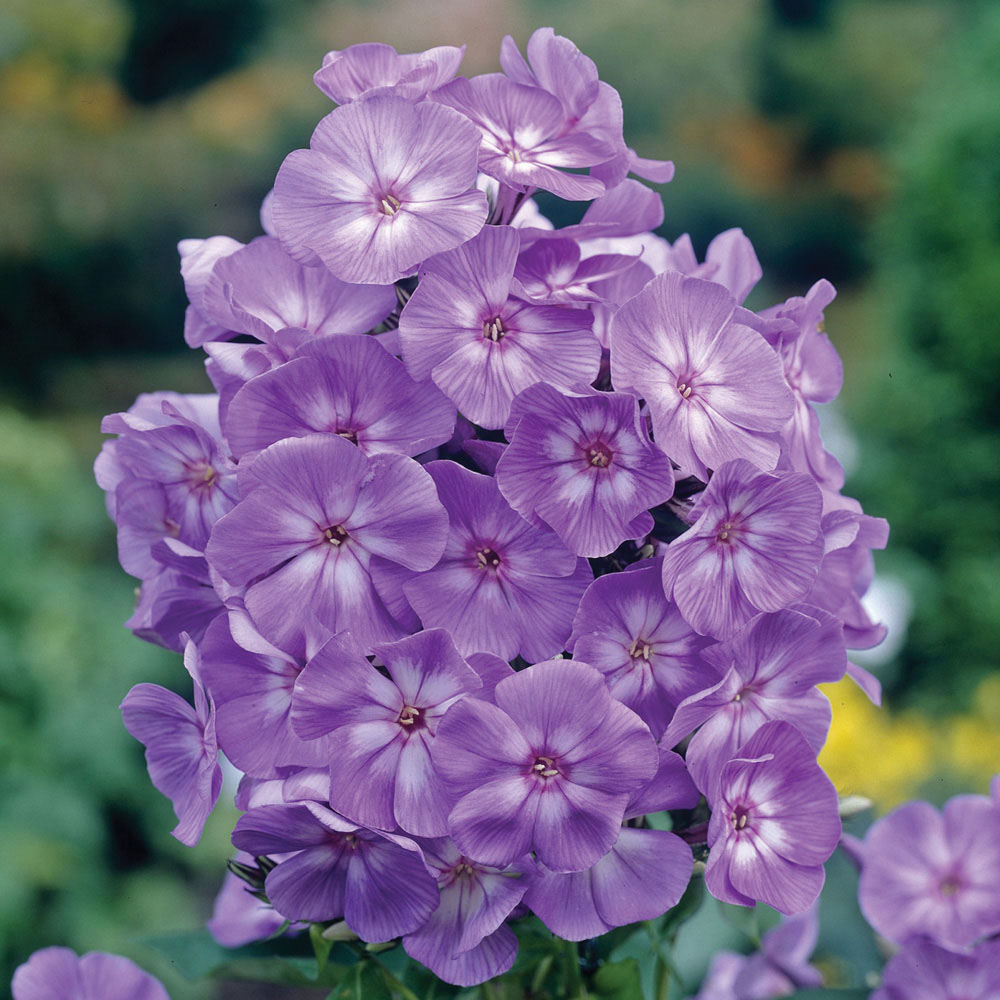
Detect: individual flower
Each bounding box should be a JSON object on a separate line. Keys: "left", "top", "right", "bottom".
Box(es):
{"left": 432, "top": 74, "right": 612, "bottom": 201}
{"left": 222, "top": 334, "right": 456, "bottom": 460}
{"left": 12, "top": 948, "right": 169, "bottom": 1000}
{"left": 313, "top": 42, "right": 465, "bottom": 104}
{"left": 688, "top": 907, "right": 823, "bottom": 999}
{"left": 705, "top": 721, "right": 840, "bottom": 914}
{"left": 660, "top": 228, "right": 763, "bottom": 304}
{"left": 290, "top": 628, "right": 482, "bottom": 836}
{"left": 398, "top": 225, "right": 600, "bottom": 429}
{"left": 207, "top": 852, "right": 293, "bottom": 947}
{"left": 610, "top": 271, "right": 794, "bottom": 481}
{"left": 660, "top": 459, "right": 825, "bottom": 640}
{"left": 872, "top": 937, "right": 1000, "bottom": 1000}
{"left": 198, "top": 607, "right": 333, "bottom": 779}
{"left": 858, "top": 793, "right": 1000, "bottom": 950}
{"left": 272, "top": 95, "right": 488, "bottom": 284}
{"left": 661, "top": 606, "right": 846, "bottom": 801}
{"left": 524, "top": 749, "right": 696, "bottom": 938}
{"left": 432, "top": 658, "right": 658, "bottom": 872}
{"left": 231, "top": 802, "right": 439, "bottom": 940}
{"left": 511, "top": 237, "right": 638, "bottom": 305}
{"left": 402, "top": 838, "right": 533, "bottom": 986}
{"left": 120, "top": 637, "right": 222, "bottom": 846}
{"left": 496, "top": 383, "right": 675, "bottom": 557}
{"left": 399, "top": 461, "right": 592, "bottom": 662}
{"left": 569, "top": 559, "right": 714, "bottom": 738}
{"left": 206, "top": 434, "right": 448, "bottom": 656}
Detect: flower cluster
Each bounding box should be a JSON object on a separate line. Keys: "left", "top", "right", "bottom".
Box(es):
{"left": 94, "top": 29, "right": 894, "bottom": 988}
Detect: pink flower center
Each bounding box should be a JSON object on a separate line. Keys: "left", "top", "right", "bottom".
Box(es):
{"left": 398, "top": 705, "right": 425, "bottom": 730}
{"left": 939, "top": 873, "right": 963, "bottom": 897}
{"left": 676, "top": 378, "right": 695, "bottom": 400}
{"left": 336, "top": 428, "right": 359, "bottom": 444}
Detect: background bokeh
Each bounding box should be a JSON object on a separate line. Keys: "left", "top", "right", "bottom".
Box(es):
{"left": 2, "top": 0, "right": 998, "bottom": 995}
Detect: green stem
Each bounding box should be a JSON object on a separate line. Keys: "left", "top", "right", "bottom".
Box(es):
{"left": 565, "top": 938, "right": 587, "bottom": 998}
{"left": 377, "top": 963, "right": 421, "bottom": 1000}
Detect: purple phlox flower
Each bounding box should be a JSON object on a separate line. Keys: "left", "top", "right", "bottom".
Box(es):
{"left": 587, "top": 255, "right": 656, "bottom": 350}
{"left": 125, "top": 544, "right": 224, "bottom": 653}
{"left": 688, "top": 907, "right": 822, "bottom": 1000}
{"left": 874, "top": 937, "right": 1000, "bottom": 1000}
{"left": 120, "top": 636, "right": 222, "bottom": 846}
{"left": 858, "top": 793, "right": 1000, "bottom": 951}
{"left": 108, "top": 409, "right": 237, "bottom": 553}
{"left": 398, "top": 224, "right": 600, "bottom": 429}
{"left": 519, "top": 178, "right": 664, "bottom": 246}
{"left": 197, "top": 235, "right": 396, "bottom": 345}
{"left": 661, "top": 459, "right": 825, "bottom": 640}
{"left": 399, "top": 461, "right": 593, "bottom": 662}
{"left": 704, "top": 720, "right": 840, "bottom": 915}
{"left": 661, "top": 606, "right": 846, "bottom": 802}
{"left": 12, "top": 947, "right": 169, "bottom": 1000}
{"left": 96, "top": 392, "right": 223, "bottom": 514}
{"left": 803, "top": 509, "right": 890, "bottom": 652}
{"left": 231, "top": 801, "right": 439, "bottom": 940}
{"left": 314, "top": 42, "right": 465, "bottom": 104}
{"left": 206, "top": 434, "right": 448, "bottom": 657}
{"left": 223, "top": 334, "right": 456, "bottom": 460}
{"left": 524, "top": 747, "right": 696, "bottom": 939}
{"left": 403, "top": 837, "right": 533, "bottom": 986}
{"left": 178, "top": 234, "right": 244, "bottom": 347}
{"left": 610, "top": 271, "right": 795, "bottom": 481}
{"left": 761, "top": 280, "right": 845, "bottom": 490}
{"left": 499, "top": 28, "right": 673, "bottom": 188}
{"left": 496, "top": 383, "right": 674, "bottom": 556}
{"left": 290, "top": 628, "right": 482, "bottom": 837}
{"left": 272, "top": 95, "right": 487, "bottom": 285}
{"left": 432, "top": 658, "right": 658, "bottom": 872}
{"left": 660, "top": 229, "right": 763, "bottom": 305}
{"left": 198, "top": 608, "right": 334, "bottom": 779}
{"left": 208, "top": 850, "right": 294, "bottom": 947}
{"left": 235, "top": 767, "right": 332, "bottom": 812}
{"left": 569, "top": 559, "right": 716, "bottom": 738}
{"left": 511, "top": 236, "right": 640, "bottom": 305}
{"left": 432, "top": 74, "right": 612, "bottom": 201}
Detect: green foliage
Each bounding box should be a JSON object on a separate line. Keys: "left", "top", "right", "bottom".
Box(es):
{"left": 851, "top": 1, "right": 1000, "bottom": 706}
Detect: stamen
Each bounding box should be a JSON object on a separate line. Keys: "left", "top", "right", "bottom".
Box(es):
{"left": 398, "top": 706, "right": 420, "bottom": 726}
{"left": 483, "top": 317, "right": 505, "bottom": 342}
{"left": 717, "top": 521, "right": 733, "bottom": 542}
{"left": 475, "top": 547, "right": 501, "bottom": 569}
{"left": 324, "top": 525, "right": 349, "bottom": 546}
{"left": 507, "top": 149, "right": 522, "bottom": 163}
{"left": 627, "top": 638, "right": 652, "bottom": 661}
{"left": 202, "top": 466, "right": 217, "bottom": 484}
{"left": 730, "top": 808, "right": 749, "bottom": 831}
{"left": 588, "top": 445, "right": 612, "bottom": 468}
{"left": 677, "top": 382, "right": 693, "bottom": 399}
{"left": 532, "top": 755, "right": 558, "bottom": 777}
{"left": 379, "top": 194, "right": 402, "bottom": 217}
{"left": 336, "top": 429, "right": 358, "bottom": 444}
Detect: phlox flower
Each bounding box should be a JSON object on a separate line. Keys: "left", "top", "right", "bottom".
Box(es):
{"left": 873, "top": 937, "right": 1000, "bottom": 1000}
{"left": 231, "top": 801, "right": 439, "bottom": 940}
{"left": 12, "top": 948, "right": 169, "bottom": 1000}
{"left": 495, "top": 383, "right": 675, "bottom": 557}
{"left": 205, "top": 434, "right": 448, "bottom": 657}
{"left": 290, "top": 628, "right": 482, "bottom": 837}
{"left": 314, "top": 42, "right": 465, "bottom": 104}
{"left": 610, "top": 271, "right": 794, "bottom": 481}
{"left": 660, "top": 459, "right": 825, "bottom": 640}
{"left": 272, "top": 95, "right": 488, "bottom": 284}
{"left": 660, "top": 228, "right": 763, "bottom": 305}
{"left": 398, "top": 225, "right": 600, "bottom": 429}
{"left": 569, "top": 559, "right": 714, "bottom": 738}
{"left": 403, "top": 838, "right": 533, "bottom": 986}
{"left": 661, "top": 606, "right": 846, "bottom": 801}
{"left": 399, "top": 461, "right": 593, "bottom": 662}
{"left": 120, "top": 637, "right": 222, "bottom": 846}
{"left": 858, "top": 793, "right": 1000, "bottom": 951}
{"left": 705, "top": 720, "right": 840, "bottom": 915}
{"left": 432, "top": 658, "right": 658, "bottom": 872}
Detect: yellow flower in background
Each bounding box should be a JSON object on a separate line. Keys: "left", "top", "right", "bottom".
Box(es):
{"left": 821, "top": 675, "right": 1000, "bottom": 810}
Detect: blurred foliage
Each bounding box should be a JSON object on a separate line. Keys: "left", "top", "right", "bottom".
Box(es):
{"left": 848, "top": 1, "right": 1000, "bottom": 708}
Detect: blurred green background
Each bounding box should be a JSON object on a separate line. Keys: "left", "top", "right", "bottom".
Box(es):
{"left": 2, "top": 0, "right": 998, "bottom": 995}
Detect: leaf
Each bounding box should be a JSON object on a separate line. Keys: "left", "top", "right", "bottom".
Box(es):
{"left": 592, "top": 958, "right": 643, "bottom": 1000}
{"left": 661, "top": 874, "right": 705, "bottom": 936}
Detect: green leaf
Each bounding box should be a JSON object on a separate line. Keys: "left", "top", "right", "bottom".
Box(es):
{"left": 592, "top": 957, "right": 643, "bottom": 1000}
{"left": 661, "top": 875, "right": 705, "bottom": 936}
